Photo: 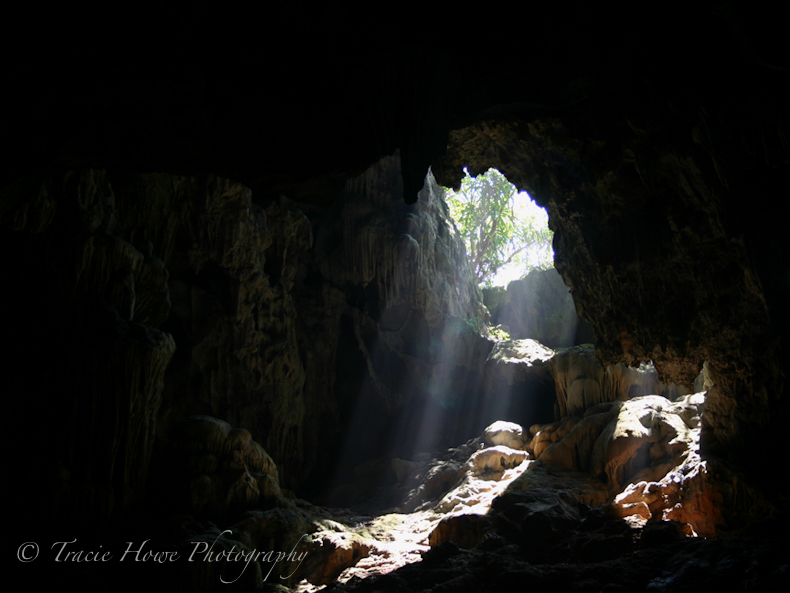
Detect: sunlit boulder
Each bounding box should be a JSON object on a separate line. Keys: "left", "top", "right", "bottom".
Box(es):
{"left": 483, "top": 420, "right": 527, "bottom": 450}
{"left": 468, "top": 445, "right": 529, "bottom": 475}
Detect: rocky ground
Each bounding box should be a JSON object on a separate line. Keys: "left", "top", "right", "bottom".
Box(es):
{"left": 15, "top": 343, "right": 786, "bottom": 593}
{"left": 126, "top": 342, "right": 784, "bottom": 592}
{"left": 137, "top": 380, "right": 784, "bottom": 592}
{"left": 18, "top": 398, "right": 787, "bottom": 593}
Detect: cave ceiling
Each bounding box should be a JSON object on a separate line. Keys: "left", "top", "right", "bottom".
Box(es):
{"left": 7, "top": 4, "right": 785, "bottom": 200}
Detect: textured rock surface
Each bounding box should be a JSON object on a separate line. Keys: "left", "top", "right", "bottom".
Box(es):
{"left": 109, "top": 174, "right": 315, "bottom": 489}
{"left": 427, "top": 512, "right": 491, "bottom": 550}
{"left": 484, "top": 268, "right": 595, "bottom": 348}
{"left": 4, "top": 154, "right": 490, "bottom": 515}
{"left": 292, "top": 152, "right": 493, "bottom": 492}
{"left": 298, "top": 530, "right": 373, "bottom": 585}
{"left": 527, "top": 393, "right": 772, "bottom": 537}
{"left": 551, "top": 345, "right": 703, "bottom": 418}
{"left": 483, "top": 420, "right": 527, "bottom": 450}
{"left": 152, "top": 415, "right": 283, "bottom": 519}
{"left": 433, "top": 115, "right": 785, "bottom": 469}
{"left": 467, "top": 446, "right": 529, "bottom": 476}
{"left": 480, "top": 339, "right": 557, "bottom": 431}
{"left": 4, "top": 169, "right": 177, "bottom": 521}
{"left": 481, "top": 340, "right": 701, "bottom": 434}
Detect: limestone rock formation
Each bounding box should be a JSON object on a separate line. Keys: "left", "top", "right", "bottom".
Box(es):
{"left": 4, "top": 169, "right": 177, "bottom": 521}
{"left": 481, "top": 339, "right": 557, "bottom": 431}
{"left": 427, "top": 512, "right": 491, "bottom": 549}
{"left": 531, "top": 404, "right": 620, "bottom": 471}
{"left": 481, "top": 340, "right": 701, "bottom": 440}
{"left": 483, "top": 420, "right": 528, "bottom": 450}
{"left": 153, "top": 415, "right": 284, "bottom": 519}
{"left": 484, "top": 267, "right": 595, "bottom": 348}
{"left": 4, "top": 154, "right": 491, "bottom": 519}
{"left": 387, "top": 424, "right": 536, "bottom": 519}
{"left": 483, "top": 339, "right": 555, "bottom": 386}
{"left": 491, "top": 487, "right": 589, "bottom": 548}
{"left": 433, "top": 114, "right": 785, "bottom": 469}
{"left": 467, "top": 446, "right": 530, "bottom": 476}
{"left": 527, "top": 392, "right": 771, "bottom": 536}
{"left": 551, "top": 345, "right": 700, "bottom": 418}
{"left": 291, "top": 152, "right": 493, "bottom": 490}
{"left": 389, "top": 439, "right": 480, "bottom": 513}
{"left": 299, "top": 530, "right": 373, "bottom": 585}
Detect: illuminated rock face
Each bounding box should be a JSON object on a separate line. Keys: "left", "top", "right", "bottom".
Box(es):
{"left": 286, "top": 152, "right": 494, "bottom": 488}
{"left": 433, "top": 117, "right": 786, "bottom": 470}
{"left": 550, "top": 346, "right": 704, "bottom": 418}
{"left": 483, "top": 421, "right": 527, "bottom": 450}
{"left": 529, "top": 393, "right": 771, "bottom": 536}
{"left": 484, "top": 268, "right": 595, "bottom": 348}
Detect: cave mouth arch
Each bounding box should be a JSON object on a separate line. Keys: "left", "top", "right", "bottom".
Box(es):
{"left": 432, "top": 118, "right": 712, "bottom": 378}
{"left": 438, "top": 160, "right": 594, "bottom": 351}
{"left": 429, "top": 114, "right": 781, "bottom": 478}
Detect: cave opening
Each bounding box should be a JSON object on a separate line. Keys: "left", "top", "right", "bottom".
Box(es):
{"left": 442, "top": 166, "right": 555, "bottom": 290}
{"left": 295, "top": 142, "right": 731, "bottom": 584}
{"left": 309, "top": 159, "right": 591, "bottom": 513}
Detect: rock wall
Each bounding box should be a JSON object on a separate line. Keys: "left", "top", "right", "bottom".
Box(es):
{"left": 483, "top": 267, "right": 595, "bottom": 348}
{"left": 4, "top": 170, "right": 177, "bottom": 522}
{"left": 433, "top": 117, "right": 786, "bottom": 471}
{"left": 92, "top": 171, "right": 314, "bottom": 493}
{"left": 291, "top": 152, "right": 492, "bottom": 491}
{"left": 2, "top": 151, "right": 490, "bottom": 522}
{"left": 550, "top": 346, "right": 706, "bottom": 419}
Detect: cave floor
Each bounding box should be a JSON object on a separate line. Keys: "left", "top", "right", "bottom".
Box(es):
{"left": 292, "top": 510, "right": 439, "bottom": 591}
{"left": 284, "top": 431, "right": 787, "bottom": 593}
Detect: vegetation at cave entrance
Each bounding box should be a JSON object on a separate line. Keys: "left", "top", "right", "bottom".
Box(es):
{"left": 444, "top": 168, "right": 554, "bottom": 287}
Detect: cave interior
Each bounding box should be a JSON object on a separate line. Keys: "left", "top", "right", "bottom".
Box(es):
{"left": 4, "top": 5, "right": 789, "bottom": 592}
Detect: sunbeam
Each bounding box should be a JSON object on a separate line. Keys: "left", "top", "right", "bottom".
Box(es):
{"left": 300, "top": 158, "right": 732, "bottom": 592}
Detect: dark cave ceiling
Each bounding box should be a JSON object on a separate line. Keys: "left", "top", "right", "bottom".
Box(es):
{"left": 7, "top": 3, "right": 786, "bottom": 201}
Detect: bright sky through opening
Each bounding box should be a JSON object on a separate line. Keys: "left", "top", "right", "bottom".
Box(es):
{"left": 493, "top": 191, "right": 552, "bottom": 286}
{"left": 444, "top": 168, "right": 554, "bottom": 288}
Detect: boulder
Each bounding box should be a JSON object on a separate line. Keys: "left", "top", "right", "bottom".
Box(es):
{"left": 428, "top": 513, "right": 492, "bottom": 549}
{"left": 591, "top": 395, "right": 697, "bottom": 492}
{"left": 467, "top": 446, "right": 530, "bottom": 475}
{"left": 483, "top": 420, "right": 528, "bottom": 450}
{"left": 156, "top": 415, "right": 284, "bottom": 518}
{"left": 298, "top": 531, "right": 373, "bottom": 586}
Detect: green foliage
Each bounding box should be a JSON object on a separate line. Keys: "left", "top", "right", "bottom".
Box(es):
{"left": 489, "top": 325, "right": 511, "bottom": 341}
{"left": 462, "top": 314, "right": 485, "bottom": 334}
{"left": 445, "top": 168, "right": 553, "bottom": 287}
